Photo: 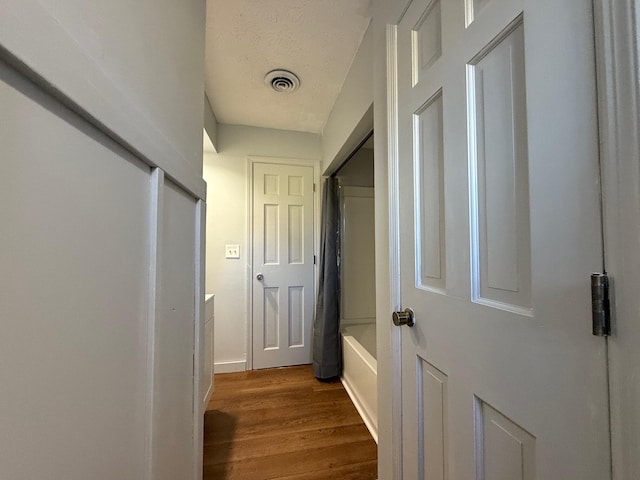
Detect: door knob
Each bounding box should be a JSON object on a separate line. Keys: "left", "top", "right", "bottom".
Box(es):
{"left": 392, "top": 308, "right": 415, "bottom": 327}
{"left": 256, "top": 273, "right": 264, "bottom": 281}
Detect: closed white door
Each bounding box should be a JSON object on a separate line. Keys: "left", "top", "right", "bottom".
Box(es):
{"left": 395, "top": 0, "right": 610, "bottom": 478}
{"left": 252, "top": 162, "right": 314, "bottom": 369}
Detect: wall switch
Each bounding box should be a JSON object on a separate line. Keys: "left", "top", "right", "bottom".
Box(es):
{"left": 225, "top": 244, "right": 240, "bottom": 259}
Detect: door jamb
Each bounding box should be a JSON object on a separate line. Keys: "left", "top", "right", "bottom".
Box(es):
{"left": 593, "top": 0, "right": 640, "bottom": 477}
{"left": 192, "top": 198, "right": 206, "bottom": 480}
{"left": 246, "top": 156, "right": 319, "bottom": 371}
{"left": 385, "top": 21, "right": 405, "bottom": 480}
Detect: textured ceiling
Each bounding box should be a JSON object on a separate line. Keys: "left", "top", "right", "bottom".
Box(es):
{"left": 205, "top": 0, "right": 372, "bottom": 134}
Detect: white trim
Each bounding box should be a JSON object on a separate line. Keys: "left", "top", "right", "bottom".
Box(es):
{"left": 145, "top": 168, "right": 164, "bottom": 480}
{"left": 246, "top": 157, "right": 254, "bottom": 371}
{"left": 248, "top": 155, "right": 318, "bottom": 168}
{"left": 192, "top": 199, "right": 206, "bottom": 480}
{"left": 471, "top": 297, "right": 533, "bottom": 318}
{"left": 386, "top": 22, "right": 404, "bottom": 480}
{"left": 214, "top": 360, "right": 247, "bottom": 374}
{"left": 0, "top": 4, "right": 206, "bottom": 200}
{"left": 312, "top": 158, "right": 321, "bottom": 366}
{"left": 593, "top": 0, "right": 640, "bottom": 478}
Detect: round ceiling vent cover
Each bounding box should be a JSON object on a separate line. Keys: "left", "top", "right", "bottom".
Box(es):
{"left": 264, "top": 69, "right": 300, "bottom": 93}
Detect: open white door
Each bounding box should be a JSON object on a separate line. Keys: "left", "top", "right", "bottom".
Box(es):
{"left": 252, "top": 162, "right": 314, "bottom": 369}
{"left": 393, "top": 0, "right": 610, "bottom": 478}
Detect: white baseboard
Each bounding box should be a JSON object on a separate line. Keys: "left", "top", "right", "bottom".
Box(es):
{"left": 214, "top": 360, "right": 246, "bottom": 374}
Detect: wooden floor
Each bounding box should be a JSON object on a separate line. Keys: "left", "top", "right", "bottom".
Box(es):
{"left": 203, "top": 365, "right": 378, "bottom": 480}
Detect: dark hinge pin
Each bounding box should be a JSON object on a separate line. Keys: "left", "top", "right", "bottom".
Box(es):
{"left": 591, "top": 273, "right": 611, "bottom": 337}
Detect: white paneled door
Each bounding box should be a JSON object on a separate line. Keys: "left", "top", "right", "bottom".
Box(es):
{"left": 395, "top": 0, "right": 610, "bottom": 479}
{"left": 252, "top": 162, "right": 314, "bottom": 369}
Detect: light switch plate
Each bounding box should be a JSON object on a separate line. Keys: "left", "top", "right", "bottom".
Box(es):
{"left": 225, "top": 244, "right": 240, "bottom": 259}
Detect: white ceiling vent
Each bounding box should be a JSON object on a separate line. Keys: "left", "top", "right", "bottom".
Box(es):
{"left": 264, "top": 69, "right": 300, "bottom": 93}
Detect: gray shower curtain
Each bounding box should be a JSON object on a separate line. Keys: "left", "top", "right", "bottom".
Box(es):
{"left": 312, "top": 177, "right": 341, "bottom": 380}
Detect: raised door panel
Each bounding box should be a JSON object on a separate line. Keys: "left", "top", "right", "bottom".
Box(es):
{"left": 411, "top": 0, "right": 443, "bottom": 87}
{"left": 263, "top": 287, "right": 280, "bottom": 350}
{"left": 414, "top": 92, "right": 446, "bottom": 292}
{"left": 419, "top": 359, "right": 448, "bottom": 480}
{"left": 263, "top": 204, "right": 280, "bottom": 265}
{"left": 288, "top": 286, "right": 305, "bottom": 347}
{"left": 475, "top": 399, "right": 535, "bottom": 480}
{"left": 288, "top": 205, "right": 304, "bottom": 264}
{"left": 468, "top": 21, "right": 532, "bottom": 314}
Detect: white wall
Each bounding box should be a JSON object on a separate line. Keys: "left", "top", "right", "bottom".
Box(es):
{"left": 0, "top": 0, "right": 206, "bottom": 197}
{"left": 0, "top": 1, "right": 206, "bottom": 479}
{"left": 322, "top": 23, "right": 374, "bottom": 175}
{"left": 204, "top": 94, "right": 219, "bottom": 152}
{"left": 204, "top": 124, "right": 321, "bottom": 372}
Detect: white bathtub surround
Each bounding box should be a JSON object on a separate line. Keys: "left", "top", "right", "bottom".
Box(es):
{"left": 339, "top": 186, "right": 376, "bottom": 327}
{"left": 341, "top": 323, "right": 378, "bottom": 443}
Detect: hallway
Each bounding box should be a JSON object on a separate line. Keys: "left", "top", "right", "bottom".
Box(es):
{"left": 203, "top": 366, "right": 377, "bottom": 480}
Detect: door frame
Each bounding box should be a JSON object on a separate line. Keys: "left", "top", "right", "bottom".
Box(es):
{"left": 380, "top": 0, "right": 635, "bottom": 478}
{"left": 246, "top": 156, "right": 320, "bottom": 370}
{"left": 385, "top": 18, "right": 405, "bottom": 480}
{"left": 593, "top": 0, "right": 640, "bottom": 478}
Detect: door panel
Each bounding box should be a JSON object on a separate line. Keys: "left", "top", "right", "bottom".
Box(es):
{"left": 252, "top": 163, "right": 314, "bottom": 369}
{"left": 415, "top": 92, "right": 445, "bottom": 292}
{"left": 418, "top": 358, "right": 448, "bottom": 480}
{"left": 288, "top": 286, "right": 305, "bottom": 347}
{"left": 477, "top": 399, "right": 536, "bottom": 480}
{"left": 396, "top": 0, "right": 609, "bottom": 478}
{"left": 469, "top": 20, "right": 532, "bottom": 312}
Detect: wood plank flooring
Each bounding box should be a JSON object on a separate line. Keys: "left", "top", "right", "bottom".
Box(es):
{"left": 203, "top": 365, "right": 378, "bottom": 480}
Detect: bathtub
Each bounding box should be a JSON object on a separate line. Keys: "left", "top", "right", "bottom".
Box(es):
{"left": 341, "top": 323, "right": 378, "bottom": 443}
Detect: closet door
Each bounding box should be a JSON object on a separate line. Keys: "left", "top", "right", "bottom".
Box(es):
{"left": 252, "top": 162, "right": 314, "bottom": 369}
